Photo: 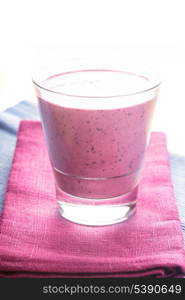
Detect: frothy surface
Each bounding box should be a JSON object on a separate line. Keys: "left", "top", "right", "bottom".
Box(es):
{"left": 43, "top": 70, "right": 150, "bottom": 97}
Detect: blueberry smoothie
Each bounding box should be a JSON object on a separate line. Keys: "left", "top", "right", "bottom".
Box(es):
{"left": 38, "top": 75, "right": 157, "bottom": 199}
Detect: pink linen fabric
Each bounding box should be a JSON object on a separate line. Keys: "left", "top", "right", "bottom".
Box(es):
{"left": 0, "top": 121, "right": 185, "bottom": 278}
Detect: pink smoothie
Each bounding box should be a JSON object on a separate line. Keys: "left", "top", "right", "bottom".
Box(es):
{"left": 38, "top": 95, "right": 156, "bottom": 198}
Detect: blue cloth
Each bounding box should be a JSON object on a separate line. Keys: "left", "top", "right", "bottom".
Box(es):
{"left": 169, "top": 153, "right": 185, "bottom": 236}
{"left": 0, "top": 101, "right": 39, "bottom": 210}
{"left": 0, "top": 101, "right": 185, "bottom": 241}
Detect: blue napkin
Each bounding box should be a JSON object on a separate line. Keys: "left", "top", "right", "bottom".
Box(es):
{"left": 169, "top": 153, "right": 185, "bottom": 234}
{"left": 0, "top": 100, "right": 185, "bottom": 241}
{"left": 0, "top": 101, "right": 39, "bottom": 210}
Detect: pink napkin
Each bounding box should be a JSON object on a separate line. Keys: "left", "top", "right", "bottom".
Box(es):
{"left": 0, "top": 121, "right": 185, "bottom": 278}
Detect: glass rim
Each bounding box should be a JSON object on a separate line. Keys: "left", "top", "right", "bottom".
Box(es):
{"left": 32, "top": 59, "right": 161, "bottom": 99}
{"left": 33, "top": 74, "right": 161, "bottom": 99}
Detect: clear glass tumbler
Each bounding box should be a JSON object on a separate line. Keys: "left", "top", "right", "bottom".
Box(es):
{"left": 33, "top": 59, "right": 160, "bottom": 226}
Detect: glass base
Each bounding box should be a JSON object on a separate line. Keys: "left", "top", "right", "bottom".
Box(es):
{"left": 57, "top": 186, "right": 137, "bottom": 226}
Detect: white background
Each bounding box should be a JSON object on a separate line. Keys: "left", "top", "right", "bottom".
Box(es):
{"left": 0, "top": 0, "right": 185, "bottom": 154}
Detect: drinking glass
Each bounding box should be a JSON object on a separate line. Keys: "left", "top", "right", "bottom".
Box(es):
{"left": 33, "top": 59, "right": 160, "bottom": 226}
